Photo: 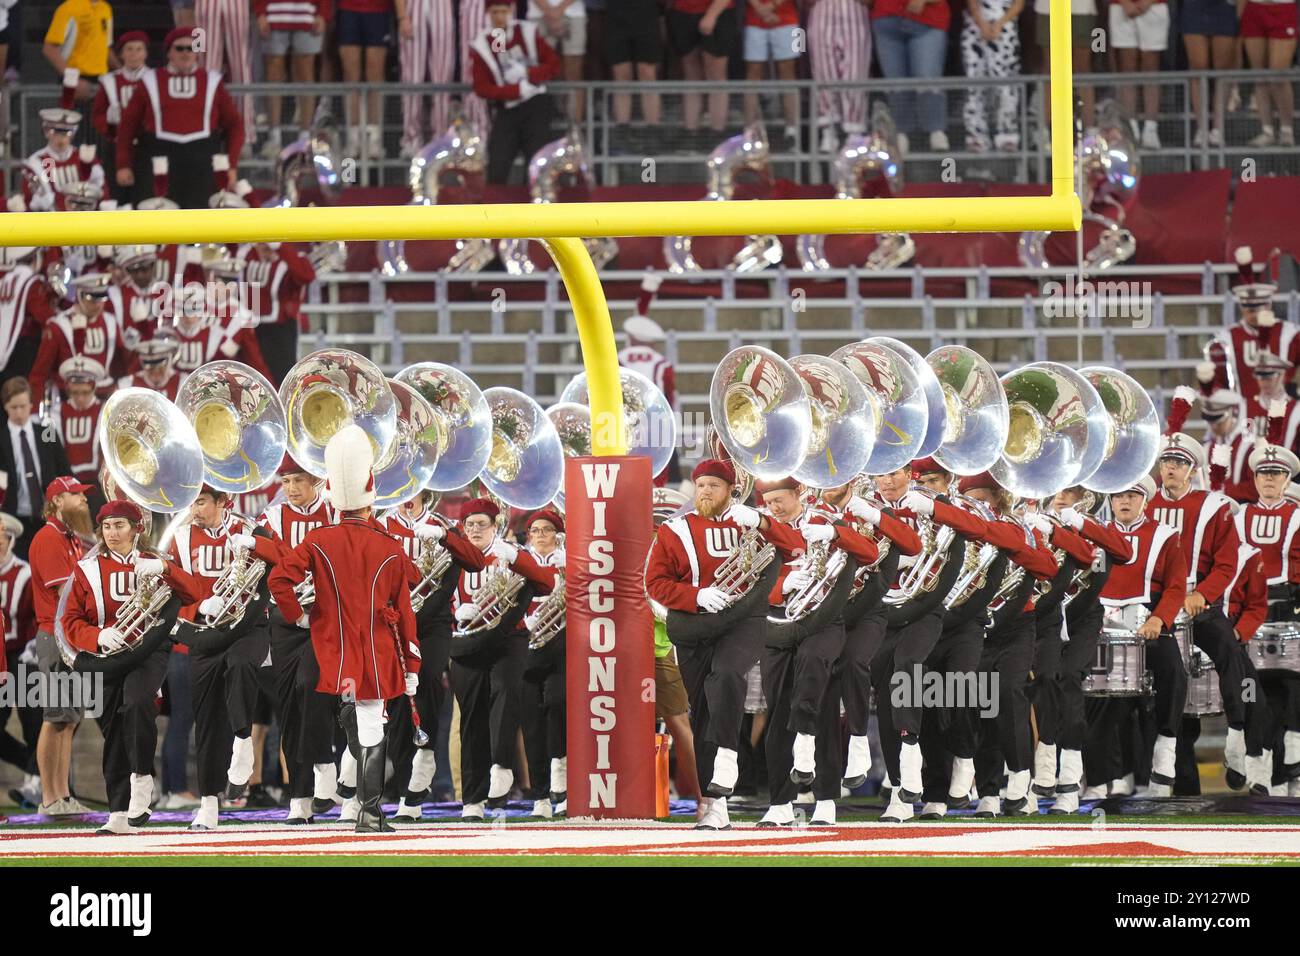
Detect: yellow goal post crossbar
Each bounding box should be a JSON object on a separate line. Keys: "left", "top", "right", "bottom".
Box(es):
{"left": 0, "top": 0, "right": 1079, "bottom": 456}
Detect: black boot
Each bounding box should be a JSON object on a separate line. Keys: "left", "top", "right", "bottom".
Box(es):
{"left": 338, "top": 700, "right": 361, "bottom": 761}
{"left": 356, "top": 738, "right": 395, "bottom": 834}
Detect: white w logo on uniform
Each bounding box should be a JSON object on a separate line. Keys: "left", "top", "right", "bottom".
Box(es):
{"left": 168, "top": 75, "right": 197, "bottom": 99}
{"left": 64, "top": 417, "right": 92, "bottom": 444}
{"left": 84, "top": 327, "right": 106, "bottom": 354}
{"left": 704, "top": 527, "right": 738, "bottom": 558}
{"left": 1152, "top": 508, "right": 1184, "bottom": 534}
{"left": 108, "top": 571, "right": 136, "bottom": 603}
{"left": 179, "top": 341, "right": 203, "bottom": 369}
{"left": 246, "top": 261, "right": 271, "bottom": 285}
{"left": 194, "top": 545, "right": 226, "bottom": 576}
{"left": 1251, "top": 513, "right": 1283, "bottom": 544}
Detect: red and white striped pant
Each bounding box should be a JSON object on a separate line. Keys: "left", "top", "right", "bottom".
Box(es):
{"left": 195, "top": 0, "right": 256, "bottom": 143}
{"left": 400, "top": 0, "right": 457, "bottom": 145}
{"left": 808, "top": 0, "right": 871, "bottom": 132}
{"left": 458, "top": 0, "right": 489, "bottom": 140}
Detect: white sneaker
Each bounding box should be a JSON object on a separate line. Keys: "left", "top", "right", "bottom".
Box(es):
{"left": 1281, "top": 127, "right": 1296, "bottom": 147}
{"left": 791, "top": 732, "right": 816, "bottom": 783}
{"left": 260, "top": 131, "right": 283, "bottom": 160}
{"left": 920, "top": 801, "right": 947, "bottom": 819}
{"left": 810, "top": 799, "right": 836, "bottom": 826}
{"left": 1080, "top": 783, "right": 1108, "bottom": 800}
{"left": 339, "top": 797, "right": 360, "bottom": 823}
{"left": 1208, "top": 128, "right": 1223, "bottom": 147}
{"left": 461, "top": 801, "right": 486, "bottom": 821}
{"left": 1032, "top": 742, "right": 1057, "bottom": 797}
{"left": 1050, "top": 791, "right": 1080, "bottom": 814}
{"left": 284, "top": 796, "right": 314, "bottom": 824}
{"left": 394, "top": 798, "right": 423, "bottom": 821}
{"left": 97, "top": 811, "right": 130, "bottom": 835}
{"left": 818, "top": 125, "right": 840, "bottom": 154}
{"left": 694, "top": 796, "right": 731, "bottom": 830}
{"left": 1249, "top": 127, "right": 1276, "bottom": 148}
{"left": 189, "top": 795, "right": 219, "bottom": 830}
{"left": 128, "top": 774, "right": 154, "bottom": 824}
{"left": 408, "top": 749, "right": 437, "bottom": 795}
{"left": 1151, "top": 733, "right": 1177, "bottom": 785}
{"left": 228, "top": 736, "right": 254, "bottom": 787}
{"left": 843, "top": 735, "right": 872, "bottom": 786}
{"left": 549, "top": 756, "right": 567, "bottom": 799}
{"left": 1225, "top": 727, "right": 1247, "bottom": 788}
{"left": 880, "top": 792, "right": 914, "bottom": 822}
{"left": 344, "top": 129, "right": 361, "bottom": 157}
{"left": 758, "top": 802, "right": 795, "bottom": 827}
{"left": 948, "top": 757, "right": 975, "bottom": 807}
{"left": 530, "top": 799, "right": 553, "bottom": 819}
{"left": 365, "top": 124, "right": 383, "bottom": 159}
{"left": 974, "top": 796, "right": 1001, "bottom": 817}
{"left": 1246, "top": 752, "right": 1272, "bottom": 795}
{"left": 899, "top": 740, "right": 923, "bottom": 799}
{"left": 1192, "top": 127, "right": 1206, "bottom": 149}
{"left": 708, "top": 747, "right": 739, "bottom": 796}
{"left": 929, "top": 130, "right": 950, "bottom": 152}
{"left": 1140, "top": 120, "right": 1161, "bottom": 150}
{"left": 487, "top": 764, "right": 514, "bottom": 800}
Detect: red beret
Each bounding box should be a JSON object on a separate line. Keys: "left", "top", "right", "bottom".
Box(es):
{"left": 692, "top": 458, "right": 737, "bottom": 486}
{"left": 956, "top": 471, "right": 1000, "bottom": 495}
{"left": 911, "top": 456, "right": 948, "bottom": 479}
{"left": 117, "top": 30, "right": 149, "bottom": 49}
{"left": 754, "top": 476, "right": 800, "bottom": 495}
{"left": 278, "top": 453, "right": 311, "bottom": 477}
{"left": 97, "top": 500, "right": 144, "bottom": 526}
{"left": 526, "top": 508, "right": 564, "bottom": 533}
{"left": 164, "top": 27, "right": 197, "bottom": 50}
{"left": 463, "top": 498, "right": 501, "bottom": 521}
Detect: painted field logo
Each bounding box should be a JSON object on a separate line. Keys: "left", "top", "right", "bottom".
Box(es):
{"left": 50, "top": 886, "right": 152, "bottom": 936}
{"left": 1042, "top": 275, "right": 1152, "bottom": 324}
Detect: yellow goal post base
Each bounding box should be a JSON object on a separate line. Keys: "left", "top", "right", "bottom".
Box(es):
{"left": 0, "top": 0, "right": 1080, "bottom": 457}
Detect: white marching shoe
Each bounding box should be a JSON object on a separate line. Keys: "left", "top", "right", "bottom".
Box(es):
{"left": 550, "top": 756, "right": 567, "bottom": 803}
{"left": 707, "top": 747, "right": 739, "bottom": 797}
{"left": 189, "top": 795, "right": 219, "bottom": 831}
{"left": 1016, "top": 793, "right": 1039, "bottom": 815}
{"left": 530, "top": 799, "right": 553, "bottom": 819}
{"left": 127, "top": 773, "right": 154, "bottom": 826}
{"left": 394, "top": 797, "right": 424, "bottom": 821}
{"left": 1290, "top": 779, "right": 1300, "bottom": 797}
{"left": 948, "top": 757, "right": 975, "bottom": 808}
{"left": 395, "top": 750, "right": 436, "bottom": 820}
{"left": 880, "top": 791, "right": 914, "bottom": 823}
{"left": 920, "top": 802, "right": 947, "bottom": 820}
{"left": 1284, "top": 730, "right": 1300, "bottom": 770}
{"left": 97, "top": 811, "right": 130, "bottom": 835}
{"left": 1003, "top": 767, "right": 1031, "bottom": 812}
{"left": 226, "top": 735, "right": 254, "bottom": 799}
{"left": 842, "top": 735, "right": 872, "bottom": 789}
{"left": 694, "top": 796, "right": 731, "bottom": 831}
{"left": 1246, "top": 751, "right": 1273, "bottom": 796}
{"left": 1150, "top": 734, "right": 1177, "bottom": 788}
{"left": 758, "top": 802, "right": 795, "bottom": 828}
{"left": 313, "top": 762, "right": 341, "bottom": 815}
{"left": 1224, "top": 726, "right": 1247, "bottom": 789}
{"left": 338, "top": 797, "right": 360, "bottom": 823}
{"left": 486, "top": 764, "right": 514, "bottom": 808}
{"left": 1110, "top": 774, "right": 1135, "bottom": 797}
{"left": 338, "top": 748, "right": 358, "bottom": 799}
{"left": 284, "top": 796, "right": 314, "bottom": 824}
{"left": 898, "top": 739, "right": 923, "bottom": 801}
{"left": 810, "top": 800, "right": 836, "bottom": 826}
{"left": 1056, "top": 748, "right": 1083, "bottom": 799}
{"left": 1050, "top": 791, "right": 1080, "bottom": 814}
{"left": 1032, "top": 741, "right": 1058, "bottom": 797}
{"left": 974, "top": 796, "right": 1001, "bottom": 818}
{"left": 461, "top": 802, "right": 486, "bottom": 822}
{"left": 791, "top": 733, "right": 816, "bottom": 786}
{"left": 1080, "top": 783, "right": 1108, "bottom": 800}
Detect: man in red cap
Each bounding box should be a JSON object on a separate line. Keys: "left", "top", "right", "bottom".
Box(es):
{"left": 644, "top": 458, "right": 804, "bottom": 830}
{"left": 92, "top": 31, "right": 152, "bottom": 206}
{"left": 381, "top": 489, "right": 486, "bottom": 823}
{"left": 61, "top": 498, "right": 204, "bottom": 833}
{"left": 753, "top": 476, "right": 877, "bottom": 827}
{"left": 519, "top": 507, "right": 568, "bottom": 818}
{"left": 115, "top": 27, "right": 244, "bottom": 210}
{"left": 26, "top": 475, "right": 93, "bottom": 817}
{"left": 446, "top": 495, "right": 557, "bottom": 820}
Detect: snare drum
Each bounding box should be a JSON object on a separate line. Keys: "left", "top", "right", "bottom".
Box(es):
{"left": 1083, "top": 628, "right": 1153, "bottom": 697}
{"left": 1175, "top": 620, "right": 1225, "bottom": 717}
{"left": 1248, "top": 622, "right": 1300, "bottom": 674}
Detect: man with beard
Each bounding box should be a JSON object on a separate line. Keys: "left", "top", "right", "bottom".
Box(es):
{"left": 26, "top": 476, "right": 94, "bottom": 816}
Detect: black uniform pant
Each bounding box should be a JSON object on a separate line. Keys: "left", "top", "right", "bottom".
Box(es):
{"left": 270, "top": 615, "right": 337, "bottom": 800}
{"left": 450, "top": 636, "right": 529, "bottom": 804}
{"left": 106, "top": 138, "right": 155, "bottom": 207}
{"left": 254, "top": 321, "right": 300, "bottom": 387}
{"left": 1030, "top": 611, "right": 1065, "bottom": 744}
{"left": 487, "top": 96, "right": 555, "bottom": 184}
{"left": 0, "top": 647, "right": 41, "bottom": 774}
{"left": 388, "top": 619, "right": 450, "bottom": 796}
{"left": 191, "top": 622, "right": 272, "bottom": 798}
{"left": 974, "top": 613, "right": 1037, "bottom": 796}
{"left": 97, "top": 644, "right": 170, "bottom": 812}
{"left": 870, "top": 610, "right": 945, "bottom": 784}
{"left": 836, "top": 612, "right": 887, "bottom": 737}
{"left": 1053, "top": 609, "right": 1103, "bottom": 751}
{"left": 919, "top": 618, "right": 985, "bottom": 802}
{"left": 521, "top": 632, "right": 566, "bottom": 800}
{"left": 675, "top": 612, "right": 766, "bottom": 789}
{"left": 761, "top": 622, "right": 847, "bottom": 804}
{"left": 148, "top": 134, "right": 219, "bottom": 210}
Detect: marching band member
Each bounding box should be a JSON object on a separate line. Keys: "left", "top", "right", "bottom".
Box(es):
{"left": 1149, "top": 389, "right": 1269, "bottom": 793}
{"left": 114, "top": 244, "right": 164, "bottom": 363}
{"left": 268, "top": 426, "right": 420, "bottom": 833}
{"left": 59, "top": 500, "right": 203, "bottom": 833}
{"left": 0, "top": 246, "right": 58, "bottom": 385}
{"left": 755, "top": 476, "right": 877, "bottom": 828}
{"left": 1248, "top": 352, "right": 1300, "bottom": 452}
{"left": 818, "top": 473, "right": 921, "bottom": 792}
{"left": 28, "top": 273, "right": 123, "bottom": 402}
{"left": 382, "top": 489, "right": 487, "bottom": 822}
{"left": 91, "top": 33, "right": 152, "bottom": 207}
{"left": 260, "top": 454, "right": 338, "bottom": 823}
{"left": 1198, "top": 247, "right": 1290, "bottom": 403}
{"left": 55, "top": 357, "right": 105, "bottom": 489}
{"left": 1042, "top": 488, "right": 1134, "bottom": 813}
{"left": 169, "top": 486, "right": 279, "bottom": 830}
{"left": 1096, "top": 475, "right": 1189, "bottom": 798}
{"left": 1201, "top": 388, "right": 1256, "bottom": 503}
{"left": 120, "top": 333, "right": 185, "bottom": 401}
{"left": 167, "top": 253, "right": 273, "bottom": 381}
{"left": 519, "top": 508, "right": 568, "bottom": 818}
{"left": 14, "top": 109, "right": 105, "bottom": 213}
{"left": 234, "top": 242, "right": 317, "bottom": 385}
{"left": 644, "top": 458, "right": 804, "bottom": 831}
{"left": 448, "top": 497, "right": 557, "bottom": 820}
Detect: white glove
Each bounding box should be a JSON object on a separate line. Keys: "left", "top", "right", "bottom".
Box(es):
{"left": 97, "top": 627, "right": 127, "bottom": 652}
{"left": 229, "top": 532, "right": 257, "bottom": 552}
{"left": 727, "top": 503, "right": 762, "bottom": 529}
{"left": 414, "top": 524, "right": 446, "bottom": 543}
{"left": 296, "top": 613, "right": 309, "bottom": 629}
{"left": 198, "top": 596, "right": 223, "bottom": 618}
{"left": 519, "top": 80, "right": 546, "bottom": 100}
{"left": 107, "top": 104, "right": 121, "bottom": 125}
{"left": 1195, "top": 361, "right": 1216, "bottom": 384}
{"left": 1058, "top": 506, "right": 1085, "bottom": 530}
{"left": 802, "top": 523, "right": 836, "bottom": 545}
{"left": 696, "top": 586, "right": 730, "bottom": 613}
{"left": 503, "top": 60, "right": 527, "bottom": 84}
{"left": 135, "top": 558, "right": 165, "bottom": 577}
{"left": 18, "top": 643, "right": 37, "bottom": 666}
{"left": 900, "top": 490, "right": 934, "bottom": 515}
{"left": 490, "top": 539, "right": 519, "bottom": 565}
{"left": 782, "top": 569, "right": 813, "bottom": 595}
{"left": 1024, "top": 512, "right": 1053, "bottom": 535}
{"left": 456, "top": 602, "right": 480, "bottom": 624}
{"left": 845, "top": 496, "right": 881, "bottom": 526}
{"left": 405, "top": 672, "right": 419, "bottom": 696}
{"left": 524, "top": 611, "right": 541, "bottom": 632}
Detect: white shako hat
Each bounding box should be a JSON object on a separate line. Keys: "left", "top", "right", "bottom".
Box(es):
{"left": 1116, "top": 474, "right": 1157, "bottom": 500}
{"left": 324, "top": 424, "right": 376, "bottom": 511}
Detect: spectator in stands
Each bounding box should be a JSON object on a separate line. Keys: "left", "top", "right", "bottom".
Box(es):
{"left": 668, "top": 0, "right": 737, "bottom": 143}
{"left": 42, "top": 0, "right": 116, "bottom": 104}
{"left": 962, "top": 0, "right": 1025, "bottom": 152}
{"left": 1241, "top": 0, "right": 1297, "bottom": 147}
{"left": 604, "top": 0, "right": 662, "bottom": 146}
{"left": 171, "top": 0, "right": 196, "bottom": 27}
{"left": 471, "top": 0, "right": 562, "bottom": 184}
{"left": 1034, "top": 0, "right": 1097, "bottom": 138}
{"left": 1110, "top": 0, "right": 1167, "bottom": 149}
{"left": 338, "top": 0, "right": 399, "bottom": 160}
{"left": 1181, "top": 0, "right": 1236, "bottom": 148}
{"left": 872, "top": 0, "right": 951, "bottom": 152}
{"left": 742, "top": 0, "right": 801, "bottom": 150}
{"left": 0, "top": 0, "right": 17, "bottom": 80}
{"left": 0, "top": 377, "right": 73, "bottom": 560}
{"left": 195, "top": 0, "right": 256, "bottom": 148}
{"left": 397, "top": 0, "right": 457, "bottom": 160}
{"left": 257, "top": 0, "right": 330, "bottom": 159}
{"left": 528, "top": 0, "right": 588, "bottom": 123}
{"left": 808, "top": 0, "right": 872, "bottom": 155}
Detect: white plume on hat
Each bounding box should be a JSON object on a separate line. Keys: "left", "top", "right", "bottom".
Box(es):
{"left": 324, "top": 424, "right": 375, "bottom": 511}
